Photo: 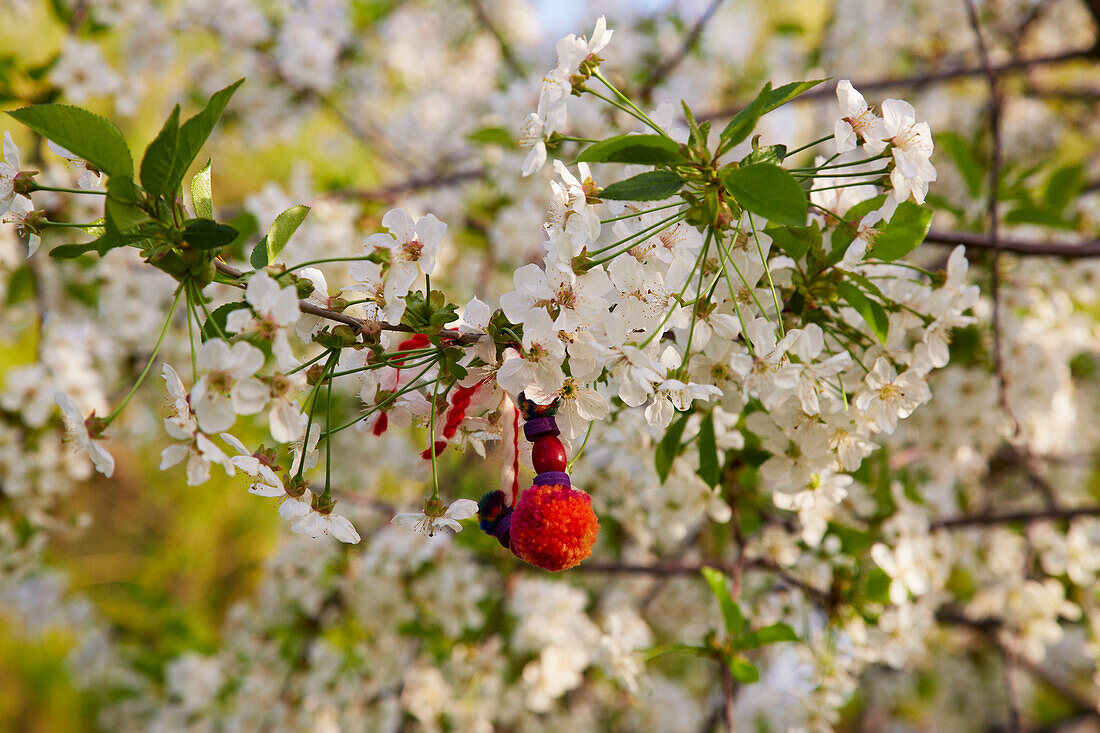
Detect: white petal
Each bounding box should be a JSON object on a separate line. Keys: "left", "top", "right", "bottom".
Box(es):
{"left": 445, "top": 499, "right": 478, "bottom": 520}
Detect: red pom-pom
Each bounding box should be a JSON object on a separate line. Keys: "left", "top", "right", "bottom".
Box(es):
{"left": 509, "top": 484, "right": 599, "bottom": 571}
{"left": 531, "top": 435, "right": 568, "bottom": 473}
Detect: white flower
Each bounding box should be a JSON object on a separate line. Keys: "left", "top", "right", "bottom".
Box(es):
{"left": 161, "top": 415, "right": 233, "bottom": 486}
{"left": 225, "top": 272, "right": 301, "bottom": 369}
{"left": 881, "top": 98, "right": 936, "bottom": 204}
{"left": 55, "top": 391, "right": 114, "bottom": 477}
{"left": 528, "top": 377, "right": 609, "bottom": 439}
{"left": 519, "top": 112, "right": 548, "bottom": 177}
{"left": 834, "top": 80, "right": 886, "bottom": 154}
{"left": 190, "top": 339, "right": 266, "bottom": 434}
{"left": 854, "top": 358, "right": 932, "bottom": 434}
{"left": 3, "top": 195, "right": 41, "bottom": 256}
{"left": 391, "top": 498, "right": 478, "bottom": 537}
{"left": 0, "top": 131, "right": 21, "bottom": 215}
{"left": 365, "top": 208, "right": 447, "bottom": 300}
{"left": 220, "top": 432, "right": 282, "bottom": 495}
{"left": 345, "top": 258, "right": 405, "bottom": 325}
{"left": 495, "top": 309, "right": 565, "bottom": 396}
{"left": 292, "top": 505, "right": 361, "bottom": 544}
{"left": 47, "top": 140, "right": 102, "bottom": 190}
{"left": 839, "top": 211, "right": 882, "bottom": 270}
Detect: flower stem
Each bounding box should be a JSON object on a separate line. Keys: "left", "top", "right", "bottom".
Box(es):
{"left": 30, "top": 185, "right": 105, "bottom": 195}
{"left": 104, "top": 285, "right": 183, "bottom": 425}
{"left": 784, "top": 135, "right": 834, "bottom": 158}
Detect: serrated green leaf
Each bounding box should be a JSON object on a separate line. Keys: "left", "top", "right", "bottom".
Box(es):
{"left": 719, "top": 83, "right": 769, "bottom": 152}
{"left": 738, "top": 623, "right": 798, "bottom": 650}
{"left": 140, "top": 105, "right": 181, "bottom": 198}
{"left": 727, "top": 654, "right": 760, "bottom": 683}
{"left": 190, "top": 160, "right": 213, "bottom": 219}
{"left": 577, "top": 134, "right": 686, "bottom": 165}
{"left": 655, "top": 411, "right": 690, "bottom": 483}
{"left": 763, "top": 79, "right": 827, "bottom": 113}
{"left": 48, "top": 242, "right": 100, "bottom": 259}
{"left": 104, "top": 176, "right": 151, "bottom": 242}
{"left": 836, "top": 280, "right": 889, "bottom": 344}
{"left": 163, "top": 79, "right": 244, "bottom": 198}
{"left": 701, "top": 567, "right": 745, "bottom": 637}
{"left": 871, "top": 201, "right": 933, "bottom": 261}
{"left": 696, "top": 412, "right": 720, "bottom": 487}
{"left": 250, "top": 205, "right": 310, "bottom": 268}
{"left": 722, "top": 164, "right": 807, "bottom": 226}
{"left": 740, "top": 144, "right": 786, "bottom": 167}
{"left": 765, "top": 223, "right": 820, "bottom": 261}
{"left": 182, "top": 218, "right": 238, "bottom": 250}
{"left": 600, "top": 170, "right": 685, "bottom": 201}
{"left": 7, "top": 103, "right": 133, "bottom": 178}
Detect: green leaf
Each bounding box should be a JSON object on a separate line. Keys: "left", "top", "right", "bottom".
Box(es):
{"left": 250, "top": 205, "right": 310, "bottom": 268}
{"left": 190, "top": 160, "right": 213, "bottom": 219}
{"left": 5, "top": 265, "right": 34, "bottom": 305}
{"left": 467, "top": 126, "right": 514, "bottom": 146}
{"left": 200, "top": 302, "right": 247, "bottom": 342}
{"left": 763, "top": 79, "right": 827, "bottom": 113}
{"left": 825, "top": 194, "right": 887, "bottom": 267}
{"left": 836, "top": 280, "right": 889, "bottom": 344}
{"left": 140, "top": 105, "right": 181, "bottom": 199}
{"left": 182, "top": 218, "right": 239, "bottom": 250}
{"left": 765, "top": 222, "right": 820, "bottom": 261}
{"left": 721, "top": 164, "right": 807, "bottom": 226}
{"left": 600, "top": 170, "right": 685, "bottom": 201}
{"left": 48, "top": 242, "right": 99, "bottom": 259}
{"left": 1045, "top": 163, "right": 1084, "bottom": 213}
{"left": 163, "top": 79, "right": 244, "bottom": 198}
{"left": 727, "top": 655, "right": 759, "bottom": 683}
{"left": 872, "top": 201, "right": 933, "bottom": 261}
{"left": 738, "top": 623, "right": 798, "bottom": 650}
{"left": 719, "top": 83, "right": 769, "bottom": 151}
{"left": 863, "top": 567, "right": 893, "bottom": 605}
{"left": 104, "top": 176, "right": 152, "bottom": 245}
{"left": 6, "top": 103, "right": 133, "bottom": 178}
{"left": 935, "top": 132, "right": 983, "bottom": 198}
{"left": 696, "top": 412, "right": 720, "bottom": 487}
{"left": 740, "top": 143, "right": 786, "bottom": 167}
{"left": 655, "top": 411, "right": 690, "bottom": 483}
{"left": 701, "top": 567, "right": 745, "bottom": 637}
{"left": 576, "top": 134, "right": 686, "bottom": 165}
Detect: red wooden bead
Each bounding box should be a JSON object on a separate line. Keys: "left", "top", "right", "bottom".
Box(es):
{"left": 531, "top": 435, "right": 568, "bottom": 473}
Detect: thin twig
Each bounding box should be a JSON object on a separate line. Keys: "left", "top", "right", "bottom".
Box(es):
{"left": 964, "top": 0, "right": 1018, "bottom": 438}
{"left": 639, "top": 0, "right": 727, "bottom": 100}
{"left": 212, "top": 260, "right": 480, "bottom": 344}
{"left": 697, "top": 47, "right": 1097, "bottom": 122}
{"left": 930, "top": 505, "right": 1100, "bottom": 530}
{"left": 323, "top": 168, "right": 484, "bottom": 202}
{"left": 923, "top": 229, "right": 1100, "bottom": 257}
{"left": 465, "top": 0, "right": 525, "bottom": 78}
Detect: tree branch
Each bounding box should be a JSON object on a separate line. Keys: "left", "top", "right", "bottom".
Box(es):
{"left": 324, "top": 167, "right": 485, "bottom": 202}
{"left": 639, "top": 0, "right": 727, "bottom": 101}
{"left": 697, "top": 47, "right": 1097, "bottom": 122}
{"left": 212, "top": 260, "right": 480, "bottom": 345}
{"left": 924, "top": 229, "right": 1100, "bottom": 257}
{"left": 930, "top": 505, "right": 1100, "bottom": 530}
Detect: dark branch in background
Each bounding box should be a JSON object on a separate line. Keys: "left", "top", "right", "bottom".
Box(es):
{"left": 325, "top": 168, "right": 484, "bottom": 202}
{"left": 212, "top": 260, "right": 480, "bottom": 345}
{"left": 923, "top": 229, "right": 1100, "bottom": 257}
{"left": 930, "top": 505, "right": 1100, "bottom": 529}
{"left": 465, "top": 0, "right": 526, "bottom": 78}
{"left": 939, "top": 608, "right": 1100, "bottom": 719}
{"left": 638, "top": 0, "right": 727, "bottom": 101}
{"left": 965, "top": 0, "right": 1019, "bottom": 439}
{"left": 697, "top": 47, "right": 1097, "bottom": 122}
